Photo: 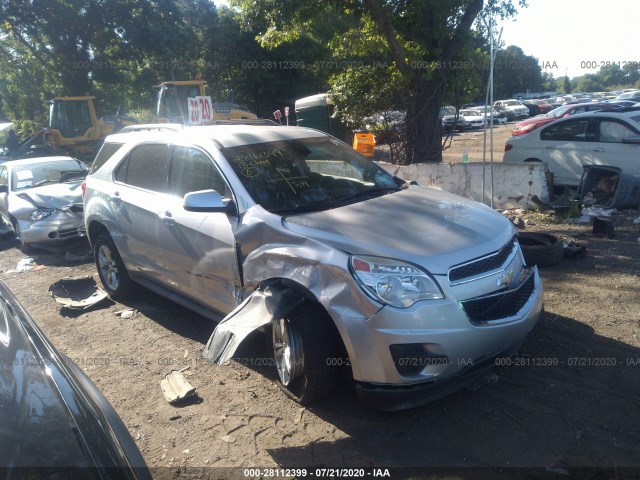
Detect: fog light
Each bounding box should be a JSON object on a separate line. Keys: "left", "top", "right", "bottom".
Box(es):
{"left": 389, "top": 344, "right": 448, "bottom": 376}
{"left": 48, "top": 231, "right": 58, "bottom": 239}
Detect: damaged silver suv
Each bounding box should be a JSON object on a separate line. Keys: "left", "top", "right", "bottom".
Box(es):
{"left": 83, "top": 125, "right": 543, "bottom": 410}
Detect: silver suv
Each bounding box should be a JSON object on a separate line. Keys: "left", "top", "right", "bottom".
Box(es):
{"left": 83, "top": 125, "right": 543, "bottom": 410}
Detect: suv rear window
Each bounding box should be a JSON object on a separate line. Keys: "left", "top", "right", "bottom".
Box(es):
{"left": 90, "top": 142, "right": 124, "bottom": 174}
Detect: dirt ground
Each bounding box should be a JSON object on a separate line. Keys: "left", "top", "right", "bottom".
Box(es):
{"left": 1, "top": 127, "right": 640, "bottom": 479}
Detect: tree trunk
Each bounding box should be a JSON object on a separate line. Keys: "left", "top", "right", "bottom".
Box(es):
{"left": 405, "top": 74, "right": 446, "bottom": 164}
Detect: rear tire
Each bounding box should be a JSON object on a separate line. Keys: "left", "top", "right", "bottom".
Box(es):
{"left": 94, "top": 232, "right": 133, "bottom": 299}
{"left": 270, "top": 302, "right": 341, "bottom": 405}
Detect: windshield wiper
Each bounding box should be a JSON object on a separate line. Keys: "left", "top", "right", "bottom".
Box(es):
{"left": 331, "top": 186, "right": 402, "bottom": 204}
{"left": 271, "top": 204, "right": 336, "bottom": 215}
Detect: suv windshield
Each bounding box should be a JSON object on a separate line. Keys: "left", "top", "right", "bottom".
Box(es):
{"left": 222, "top": 137, "right": 400, "bottom": 213}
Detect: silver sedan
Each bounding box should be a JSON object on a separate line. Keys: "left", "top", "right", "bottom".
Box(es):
{"left": 0, "top": 156, "right": 87, "bottom": 249}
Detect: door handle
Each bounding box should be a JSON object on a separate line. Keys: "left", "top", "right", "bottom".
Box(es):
{"left": 159, "top": 211, "right": 175, "bottom": 226}
{"left": 544, "top": 146, "right": 557, "bottom": 149}
{"left": 592, "top": 148, "right": 605, "bottom": 152}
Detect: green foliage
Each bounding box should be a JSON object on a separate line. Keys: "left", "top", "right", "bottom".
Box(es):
{"left": 491, "top": 45, "right": 542, "bottom": 98}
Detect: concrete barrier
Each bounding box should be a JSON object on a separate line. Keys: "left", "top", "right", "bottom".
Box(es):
{"left": 379, "top": 161, "right": 550, "bottom": 210}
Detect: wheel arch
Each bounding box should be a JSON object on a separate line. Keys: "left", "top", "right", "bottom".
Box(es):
{"left": 204, "top": 276, "right": 352, "bottom": 376}
{"left": 86, "top": 219, "right": 110, "bottom": 246}
{"left": 254, "top": 277, "right": 349, "bottom": 358}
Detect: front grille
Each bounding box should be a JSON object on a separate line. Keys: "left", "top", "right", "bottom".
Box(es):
{"left": 461, "top": 268, "right": 536, "bottom": 324}
{"left": 449, "top": 236, "right": 517, "bottom": 284}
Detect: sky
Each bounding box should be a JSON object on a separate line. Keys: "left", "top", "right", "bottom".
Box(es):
{"left": 497, "top": 0, "right": 635, "bottom": 79}
{"left": 214, "top": 0, "right": 634, "bottom": 81}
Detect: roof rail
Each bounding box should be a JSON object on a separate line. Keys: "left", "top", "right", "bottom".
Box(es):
{"left": 600, "top": 105, "right": 640, "bottom": 113}
{"left": 117, "top": 123, "right": 185, "bottom": 133}
{"left": 201, "top": 119, "right": 280, "bottom": 126}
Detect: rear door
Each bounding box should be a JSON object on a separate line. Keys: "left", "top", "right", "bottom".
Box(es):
{"left": 155, "top": 145, "right": 241, "bottom": 315}
{"left": 111, "top": 143, "right": 171, "bottom": 278}
{"left": 539, "top": 117, "right": 594, "bottom": 185}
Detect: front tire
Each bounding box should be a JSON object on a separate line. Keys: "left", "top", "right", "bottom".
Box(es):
{"left": 10, "top": 218, "right": 32, "bottom": 253}
{"left": 94, "top": 232, "right": 133, "bottom": 299}
{"left": 270, "top": 303, "right": 341, "bottom": 405}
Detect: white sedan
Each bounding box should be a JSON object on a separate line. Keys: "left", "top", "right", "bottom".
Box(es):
{"left": 458, "top": 109, "right": 487, "bottom": 129}
{"left": 503, "top": 109, "right": 640, "bottom": 187}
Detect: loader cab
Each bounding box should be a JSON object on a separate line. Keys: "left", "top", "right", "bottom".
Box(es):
{"left": 49, "top": 97, "right": 96, "bottom": 139}
{"left": 155, "top": 81, "right": 206, "bottom": 124}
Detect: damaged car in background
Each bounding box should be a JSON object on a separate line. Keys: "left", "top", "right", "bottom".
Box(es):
{"left": 0, "top": 156, "right": 87, "bottom": 250}
{"left": 83, "top": 125, "right": 543, "bottom": 411}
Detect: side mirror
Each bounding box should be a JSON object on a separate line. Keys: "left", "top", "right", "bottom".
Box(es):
{"left": 183, "top": 189, "right": 236, "bottom": 214}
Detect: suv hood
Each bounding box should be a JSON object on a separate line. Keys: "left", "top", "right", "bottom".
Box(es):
{"left": 282, "top": 186, "right": 514, "bottom": 275}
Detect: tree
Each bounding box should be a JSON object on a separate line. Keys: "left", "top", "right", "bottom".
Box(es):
{"left": 492, "top": 45, "right": 542, "bottom": 99}
{"left": 230, "top": 0, "right": 525, "bottom": 164}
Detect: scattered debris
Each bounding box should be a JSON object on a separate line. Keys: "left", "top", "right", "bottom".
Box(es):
{"left": 48, "top": 276, "right": 109, "bottom": 310}
{"left": 578, "top": 166, "right": 640, "bottom": 209}
{"left": 517, "top": 232, "right": 564, "bottom": 267}
{"left": 592, "top": 217, "right": 615, "bottom": 239}
{"left": 220, "top": 435, "right": 236, "bottom": 443}
{"left": 294, "top": 407, "right": 305, "bottom": 425}
{"left": 8, "top": 257, "right": 36, "bottom": 273}
{"left": 562, "top": 238, "right": 587, "bottom": 259}
{"left": 582, "top": 206, "right": 616, "bottom": 217}
{"left": 160, "top": 370, "right": 197, "bottom": 404}
{"left": 114, "top": 308, "right": 136, "bottom": 319}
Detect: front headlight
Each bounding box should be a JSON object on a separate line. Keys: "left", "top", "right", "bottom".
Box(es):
{"left": 350, "top": 255, "right": 444, "bottom": 308}
{"left": 30, "top": 208, "right": 56, "bottom": 221}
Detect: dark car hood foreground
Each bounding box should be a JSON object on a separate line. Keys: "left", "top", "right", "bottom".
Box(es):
{"left": 283, "top": 186, "right": 514, "bottom": 274}
{"left": 0, "top": 281, "right": 150, "bottom": 479}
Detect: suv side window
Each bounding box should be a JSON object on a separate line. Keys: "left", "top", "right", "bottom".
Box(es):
{"left": 169, "top": 146, "right": 230, "bottom": 198}
{"left": 540, "top": 119, "right": 590, "bottom": 142}
{"left": 90, "top": 142, "right": 124, "bottom": 174}
{"left": 115, "top": 144, "right": 170, "bottom": 192}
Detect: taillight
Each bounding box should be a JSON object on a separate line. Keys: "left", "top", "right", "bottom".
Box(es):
{"left": 81, "top": 181, "right": 86, "bottom": 198}
{"left": 504, "top": 143, "right": 513, "bottom": 152}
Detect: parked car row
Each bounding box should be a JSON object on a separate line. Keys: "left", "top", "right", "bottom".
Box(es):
{"left": 511, "top": 102, "right": 621, "bottom": 137}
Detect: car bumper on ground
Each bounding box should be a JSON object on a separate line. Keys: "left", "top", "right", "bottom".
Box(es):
{"left": 18, "top": 214, "right": 86, "bottom": 244}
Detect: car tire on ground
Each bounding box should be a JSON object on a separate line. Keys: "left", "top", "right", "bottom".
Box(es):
{"left": 269, "top": 302, "right": 340, "bottom": 405}
{"left": 94, "top": 232, "right": 134, "bottom": 299}
{"left": 517, "top": 232, "right": 563, "bottom": 268}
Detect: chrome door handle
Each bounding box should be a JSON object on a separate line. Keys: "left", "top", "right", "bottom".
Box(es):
{"left": 592, "top": 148, "right": 605, "bottom": 152}
{"left": 159, "top": 211, "right": 175, "bottom": 226}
